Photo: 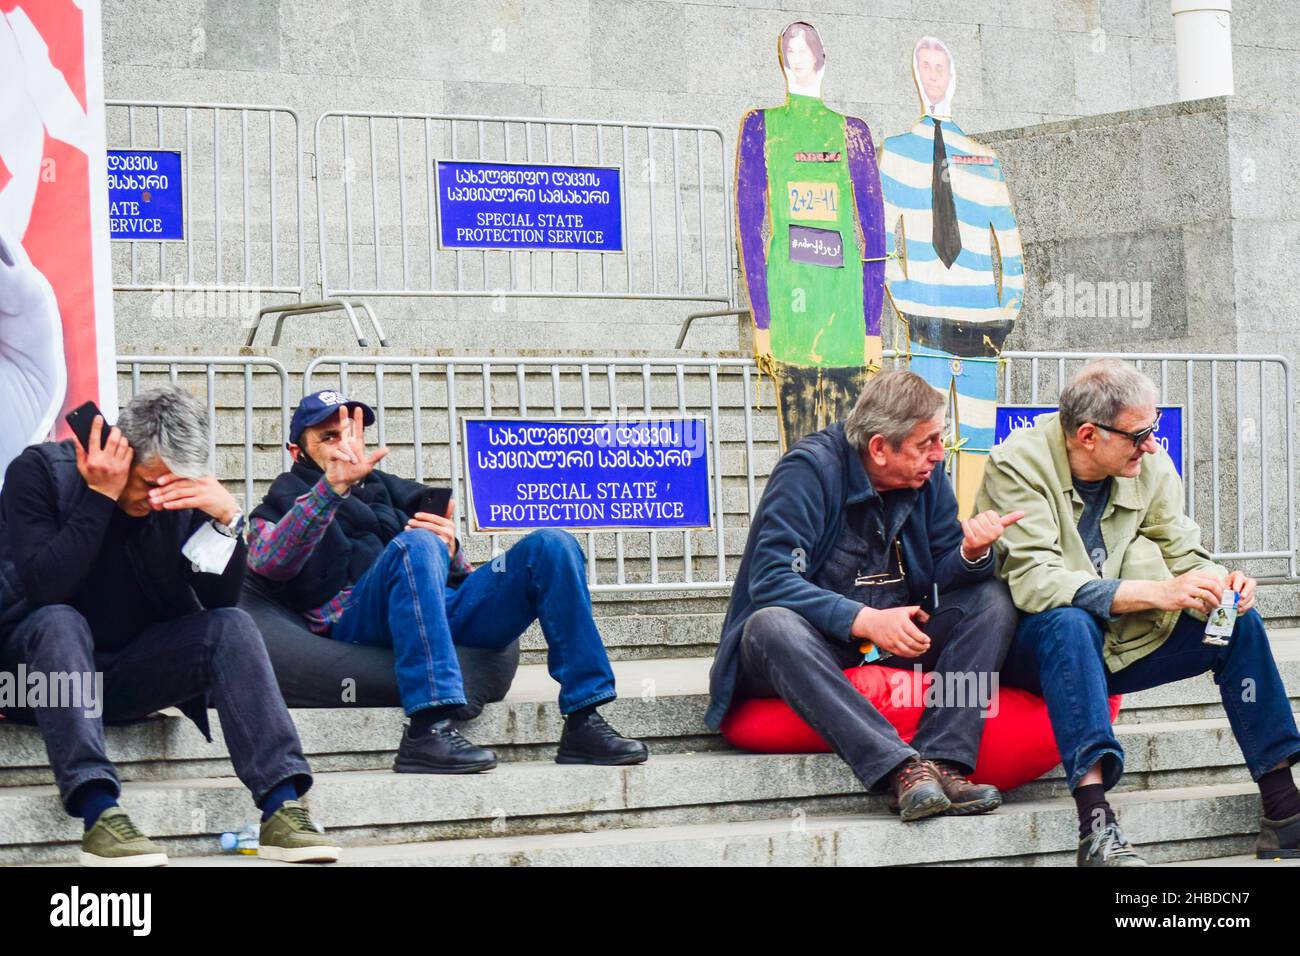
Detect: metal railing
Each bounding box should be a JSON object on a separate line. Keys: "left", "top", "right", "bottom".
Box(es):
{"left": 312, "top": 111, "right": 736, "bottom": 308}
{"left": 994, "top": 351, "right": 1298, "bottom": 580}
{"left": 116, "top": 356, "right": 291, "bottom": 509}
{"left": 303, "top": 355, "right": 768, "bottom": 592}
{"left": 300, "top": 350, "right": 1299, "bottom": 590}
{"left": 106, "top": 101, "right": 306, "bottom": 299}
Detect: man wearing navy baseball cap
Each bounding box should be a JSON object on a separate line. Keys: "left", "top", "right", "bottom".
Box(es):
{"left": 246, "top": 389, "right": 648, "bottom": 772}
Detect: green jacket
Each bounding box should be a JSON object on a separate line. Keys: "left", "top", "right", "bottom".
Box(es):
{"left": 974, "top": 413, "right": 1226, "bottom": 671}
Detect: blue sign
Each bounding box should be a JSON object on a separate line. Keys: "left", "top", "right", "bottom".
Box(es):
{"left": 995, "top": 405, "right": 1184, "bottom": 477}
{"left": 463, "top": 418, "right": 710, "bottom": 531}
{"left": 436, "top": 160, "right": 623, "bottom": 252}
{"left": 107, "top": 150, "right": 184, "bottom": 240}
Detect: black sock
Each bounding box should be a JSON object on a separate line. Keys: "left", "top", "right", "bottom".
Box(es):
{"left": 410, "top": 704, "right": 460, "bottom": 736}
{"left": 1259, "top": 765, "right": 1300, "bottom": 820}
{"left": 1074, "top": 783, "right": 1116, "bottom": 839}
{"left": 567, "top": 703, "right": 599, "bottom": 721}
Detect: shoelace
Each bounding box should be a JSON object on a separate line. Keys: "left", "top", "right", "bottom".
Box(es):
{"left": 932, "top": 761, "right": 966, "bottom": 784}
{"left": 897, "top": 760, "right": 935, "bottom": 788}
{"left": 101, "top": 813, "right": 147, "bottom": 842}
{"left": 1095, "top": 824, "right": 1140, "bottom": 862}
{"left": 436, "top": 726, "right": 479, "bottom": 752}
{"left": 278, "top": 804, "right": 317, "bottom": 833}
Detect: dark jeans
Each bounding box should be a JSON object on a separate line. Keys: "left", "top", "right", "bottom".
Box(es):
{"left": 737, "top": 578, "right": 1017, "bottom": 791}
{"left": 0, "top": 604, "right": 312, "bottom": 814}
{"left": 330, "top": 528, "right": 617, "bottom": 717}
{"left": 1001, "top": 606, "right": 1300, "bottom": 792}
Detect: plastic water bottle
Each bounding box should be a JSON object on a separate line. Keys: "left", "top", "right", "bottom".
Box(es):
{"left": 218, "top": 824, "right": 259, "bottom": 855}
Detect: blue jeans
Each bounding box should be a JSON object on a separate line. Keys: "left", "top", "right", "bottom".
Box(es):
{"left": 1002, "top": 606, "right": 1300, "bottom": 791}
{"left": 330, "top": 528, "right": 617, "bottom": 717}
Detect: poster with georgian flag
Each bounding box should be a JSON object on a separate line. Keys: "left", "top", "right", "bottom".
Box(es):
{"left": 0, "top": 0, "right": 117, "bottom": 477}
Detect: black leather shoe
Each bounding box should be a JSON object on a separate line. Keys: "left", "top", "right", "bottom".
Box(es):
{"left": 887, "top": 758, "right": 951, "bottom": 822}
{"left": 1077, "top": 822, "right": 1147, "bottom": 866}
{"left": 555, "top": 709, "right": 649, "bottom": 765}
{"left": 1256, "top": 809, "right": 1300, "bottom": 859}
{"left": 393, "top": 721, "right": 497, "bottom": 774}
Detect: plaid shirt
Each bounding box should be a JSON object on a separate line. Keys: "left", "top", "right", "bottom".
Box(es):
{"left": 247, "top": 475, "right": 472, "bottom": 633}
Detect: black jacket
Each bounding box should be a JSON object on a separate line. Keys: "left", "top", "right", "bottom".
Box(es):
{"left": 706, "top": 423, "right": 994, "bottom": 729}
{"left": 0, "top": 440, "right": 247, "bottom": 738}
{"left": 249, "top": 461, "right": 465, "bottom": 611}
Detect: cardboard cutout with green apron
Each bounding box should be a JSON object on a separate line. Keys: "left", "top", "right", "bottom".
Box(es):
{"left": 735, "top": 21, "right": 886, "bottom": 451}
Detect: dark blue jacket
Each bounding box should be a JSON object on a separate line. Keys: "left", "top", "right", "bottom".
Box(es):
{"left": 705, "top": 422, "right": 993, "bottom": 730}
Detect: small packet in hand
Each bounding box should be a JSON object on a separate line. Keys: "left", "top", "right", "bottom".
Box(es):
{"left": 1202, "top": 589, "right": 1239, "bottom": 647}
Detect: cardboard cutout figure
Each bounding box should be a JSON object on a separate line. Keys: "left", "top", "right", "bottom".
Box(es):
{"left": 879, "top": 37, "right": 1023, "bottom": 512}
{"left": 735, "top": 21, "right": 886, "bottom": 451}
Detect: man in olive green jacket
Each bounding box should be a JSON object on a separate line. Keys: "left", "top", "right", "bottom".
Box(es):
{"left": 976, "top": 359, "right": 1300, "bottom": 867}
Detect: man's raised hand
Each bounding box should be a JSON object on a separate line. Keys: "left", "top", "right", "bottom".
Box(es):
{"left": 960, "top": 509, "right": 1024, "bottom": 562}
{"left": 75, "top": 416, "right": 133, "bottom": 500}
{"left": 324, "top": 406, "right": 388, "bottom": 495}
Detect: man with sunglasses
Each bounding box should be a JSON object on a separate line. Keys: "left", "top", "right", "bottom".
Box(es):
{"left": 977, "top": 359, "right": 1300, "bottom": 866}
{"left": 708, "top": 370, "right": 1023, "bottom": 823}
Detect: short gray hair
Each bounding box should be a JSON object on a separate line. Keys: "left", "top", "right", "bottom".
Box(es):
{"left": 116, "top": 386, "right": 211, "bottom": 478}
{"left": 1058, "top": 359, "right": 1158, "bottom": 434}
{"left": 843, "top": 369, "right": 946, "bottom": 451}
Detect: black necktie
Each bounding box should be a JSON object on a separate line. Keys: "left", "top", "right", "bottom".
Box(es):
{"left": 931, "top": 118, "right": 962, "bottom": 269}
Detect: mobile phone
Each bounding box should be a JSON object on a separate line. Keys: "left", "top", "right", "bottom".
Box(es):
{"left": 65, "top": 401, "right": 110, "bottom": 451}
{"left": 418, "top": 487, "right": 453, "bottom": 518}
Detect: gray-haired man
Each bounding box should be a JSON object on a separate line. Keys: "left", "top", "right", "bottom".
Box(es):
{"left": 0, "top": 387, "right": 338, "bottom": 865}
{"left": 708, "top": 370, "right": 1023, "bottom": 822}
{"left": 978, "top": 359, "right": 1300, "bottom": 866}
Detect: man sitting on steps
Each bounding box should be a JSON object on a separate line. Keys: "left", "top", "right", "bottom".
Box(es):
{"left": 247, "top": 389, "right": 648, "bottom": 774}
{"left": 0, "top": 387, "right": 336, "bottom": 866}
{"left": 707, "top": 370, "right": 1022, "bottom": 822}
{"left": 976, "top": 358, "right": 1300, "bottom": 866}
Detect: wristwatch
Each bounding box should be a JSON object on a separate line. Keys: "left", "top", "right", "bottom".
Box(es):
{"left": 212, "top": 510, "right": 246, "bottom": 539}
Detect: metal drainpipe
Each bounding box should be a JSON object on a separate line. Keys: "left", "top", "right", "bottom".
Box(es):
{"left": 1171, "top": 0, "right": 1234, "bottom": 100}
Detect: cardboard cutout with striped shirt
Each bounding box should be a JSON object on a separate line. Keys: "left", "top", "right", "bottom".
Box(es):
{"left": 879, "top": 36, "right": 1023, "bottom": 514}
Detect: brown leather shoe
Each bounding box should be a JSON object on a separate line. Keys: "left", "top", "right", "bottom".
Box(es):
{"left": 888, "top": 758, "right": 951, "bottom": 822}
{"left": 931, "top": 760, "right": 1002, "bottom": 815}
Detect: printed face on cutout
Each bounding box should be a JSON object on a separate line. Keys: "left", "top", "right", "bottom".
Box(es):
{"left": 779, "top": 21, "right": 825, "bottom": 98}
{"left": 917, "top": 47, "right": 951, "bottom": 107}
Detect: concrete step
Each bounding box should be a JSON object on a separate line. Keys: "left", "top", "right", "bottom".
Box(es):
{"left": 0, "top": 749, "right": 1270, "bottom": 865}
{"left": 3, "top": 649, "right": 1297, "bottom": 786}
{"left": 1157, "top": 854, "right": 1300, "bottom": 867}
{"left": 163, "top": 783, "right": 1269, "bottom": 867}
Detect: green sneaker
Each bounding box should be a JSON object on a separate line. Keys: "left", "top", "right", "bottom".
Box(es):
{"left": 80, "top": 807, "right": 168, "bottom": 867}
{"left": 257, "top": 800, "right": 340, "bottom": 863}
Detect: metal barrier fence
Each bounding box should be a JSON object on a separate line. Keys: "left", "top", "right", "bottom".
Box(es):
{"left": 303, "top": 355, "right": 767, "bottom": 592}
{"left": 301, "top": 350, "right": 1299, "bottom": 590}
{"left": 116, "top": 356, "right": 291, "bottom": 509}
{"left": 105, "top": 100, "right": 306, "bottom": 299}
{"left": 994, "top": 351, "right": 1298, "bottom": 581}
{"left": 312, "top": 111, "right": 735, "bottom": 307}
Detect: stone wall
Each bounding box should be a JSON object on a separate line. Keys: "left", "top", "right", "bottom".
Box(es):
{"left": 101, "top": 0, "right": 1300, "bottom": 355}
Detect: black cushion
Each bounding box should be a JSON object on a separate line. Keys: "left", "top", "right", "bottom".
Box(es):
{"left": 238, "top": 575, "right": 519, "bottom": 720}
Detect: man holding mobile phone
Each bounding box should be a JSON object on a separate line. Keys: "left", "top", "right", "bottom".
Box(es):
{"left": 0, "top": 386, "right": 337, "bottom": 866}
{"left": 246, "top": 389, "right": 648, "bottom": 773}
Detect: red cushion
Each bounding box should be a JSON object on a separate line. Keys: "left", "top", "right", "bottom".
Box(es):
{"left": 720, "top": 665, "right": 1122, "bottom": 792}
